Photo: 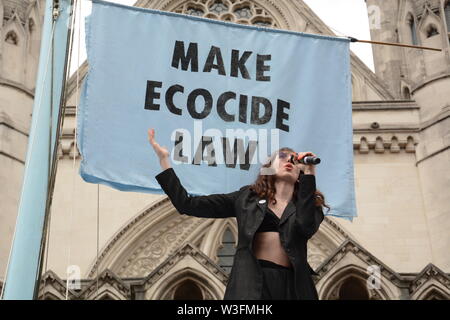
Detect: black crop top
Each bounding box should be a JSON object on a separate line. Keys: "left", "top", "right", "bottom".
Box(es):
{"left": 256, "top": 207, "right": 280, "bottom": 233}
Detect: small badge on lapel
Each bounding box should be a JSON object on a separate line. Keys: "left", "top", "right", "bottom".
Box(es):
{"left": 258, "top": 199, "right": 266, "bottom": 204}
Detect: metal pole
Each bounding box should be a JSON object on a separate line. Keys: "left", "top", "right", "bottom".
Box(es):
{"left": 349, "top": 37, "right": 442, "bottom": 52}
{"left": 1, "top": 0, "right": 73, "bottom": 300}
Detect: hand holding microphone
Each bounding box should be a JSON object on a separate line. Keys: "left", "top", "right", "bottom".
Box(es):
{"left": 289, "top": 153, "right": 321, "bottom": 165}
{"left": 289, "top": 151, "right": 320, "bottom": 175}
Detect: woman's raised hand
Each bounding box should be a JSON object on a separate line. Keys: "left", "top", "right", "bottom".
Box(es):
{"left": 148, "top": 128, "right": 171, "bottom": 170}
{"left": 295, "top": 151, "right": 316, "bottom": 175}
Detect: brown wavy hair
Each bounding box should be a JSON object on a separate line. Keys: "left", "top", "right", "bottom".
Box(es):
{"left": 249, "top": 147, "right": 330, "bottom": 212}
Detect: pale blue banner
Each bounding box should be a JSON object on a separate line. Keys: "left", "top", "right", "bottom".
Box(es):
{"left": 78, "top": 0, "right": 357, "bottom": 220}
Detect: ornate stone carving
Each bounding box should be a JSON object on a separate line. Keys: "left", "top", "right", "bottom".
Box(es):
{"left": 409, "top": 263, "right": 450, "bottom": 295}
{"left": 307, "top": 237, "right": 329, "bottom": 270}
{"left": 38, "top": 270, "right": 78, "bottom": 300}
{"left": 315, "top": 239, "right": 403, "bottom": 288}
{"left": 79, "top": 269, "right": 131, "bottom": 300}
{"left": 173, "top": 0, "right": 279, "bottom": 27}
{"left": 119, "top": 216, "right": 204, "bottom": 277}
{"left": 142, "top": 243, "right": 229, "bottom": 294}
{"left": 354, "top": 135, "right": 417, "bottom": 154}
{"left": 3, "top": 0, "right": 33, "bottom": 25}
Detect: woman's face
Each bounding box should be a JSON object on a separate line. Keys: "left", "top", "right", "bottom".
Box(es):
{"left": 271, "top": 151, "right": 301, "bottom": 184}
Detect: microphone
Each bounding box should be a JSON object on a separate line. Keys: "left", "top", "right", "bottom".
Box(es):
{"left": 289, "top": 154, "right": 321, "bottom": 165}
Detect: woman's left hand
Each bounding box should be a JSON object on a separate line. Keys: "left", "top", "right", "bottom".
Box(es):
{"left": 295, "top": 151, "right": 317, "bottom": 175}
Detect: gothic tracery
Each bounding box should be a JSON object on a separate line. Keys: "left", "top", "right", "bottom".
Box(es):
{"left": 173, "top": 0, "right": 278, "bottom": 27}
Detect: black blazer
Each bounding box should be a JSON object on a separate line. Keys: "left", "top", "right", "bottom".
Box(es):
{"left": 155, "top": 167, "right": 324, "bottom": 300}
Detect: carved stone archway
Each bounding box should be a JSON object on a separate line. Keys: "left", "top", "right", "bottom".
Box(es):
{"left": 319, "top": 265, "right": 391, "bottom": 300}
{"left": 315, "top": 239, "right": 403, "bottom": 300}
{"left": 409, "top": 264, "right": 450, "bottom": 300}
{"left": 87, "top": 195, "right": 349, "bottom": 280}
{"left": 415, "top": 285, "right": 450, "bottom": 300}
{"left": 142, "top": 243, "right": 228, "bottom": 300}
{"left": 87, "top": 197, "right": 213, "bottom": 278}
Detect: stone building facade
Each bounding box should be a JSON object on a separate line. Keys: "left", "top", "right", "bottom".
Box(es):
{"left": 0, "top": 0, "right": 449, "bottom": 299}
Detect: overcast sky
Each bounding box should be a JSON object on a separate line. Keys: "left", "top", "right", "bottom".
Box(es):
{"left": 69, "top": 0, "right": 374, "bottom": 76}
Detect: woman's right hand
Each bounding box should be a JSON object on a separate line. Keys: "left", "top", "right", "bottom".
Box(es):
{"left": 148, "top": 128, "right": 171, "bottom": 170}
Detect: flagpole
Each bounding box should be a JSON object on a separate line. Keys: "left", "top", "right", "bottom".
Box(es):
{"left": 348, "top": 37, "right": 442, "bottom": 52}
{"left": 1, "top": 0, "right": 73, "bottom": 300}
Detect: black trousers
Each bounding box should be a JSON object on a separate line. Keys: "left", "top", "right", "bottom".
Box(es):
{"left": 257, "top": 259, "right": 297, "bottom": 300}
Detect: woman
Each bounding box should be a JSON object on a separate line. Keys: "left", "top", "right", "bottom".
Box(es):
{"left": 148, "top": 128, "right": 329, "bottom": 300}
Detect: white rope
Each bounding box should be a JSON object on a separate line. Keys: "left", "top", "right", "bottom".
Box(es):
{"left": 43, "top": 0, "right": 82, "bottom": 275}
{"left": 329, "top": 27, "right": 346, "bottom": 38}
{"left": 96, "top": 184, "right": 100, "bottom": 298}
{"left": 0, "top": 20, "right": 57, "bottom": 300}
{"left": 63, "top": 0, "right": 102, "bottom": 300}
{"left": 44, "top": 0, "right": 79, "bottom": 278}
{"left": 58, "top": 1, "right": 78, "bottom": 135}
{"left": 65, "top": 0, "right": 82, "bottom": 300}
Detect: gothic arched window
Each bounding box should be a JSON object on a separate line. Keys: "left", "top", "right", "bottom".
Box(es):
{"left": 338, "top": 277, "right": 370, "bottom": 300}
{"left": 217, "top": 228, "right": 236, "bottom": 274}
{"left": 425, "top": 24, "right": 439, "bottom": 38}
{"left": 5, "top": 31, "right": 19, "bottom": 45}
{"left": 175, "top": 0, "right": 278, "bottom": 28}
{"left": 174, "top": 279, "right": 203, "bottom": 300}
{"left": 407, "top": 13, "right": 418, "bottom": 45}
{"left": 402, "top": 87, "right": 411, "bottom": 100}
{"left": 424, "top": 290, "right": 447, "bottom": 300}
